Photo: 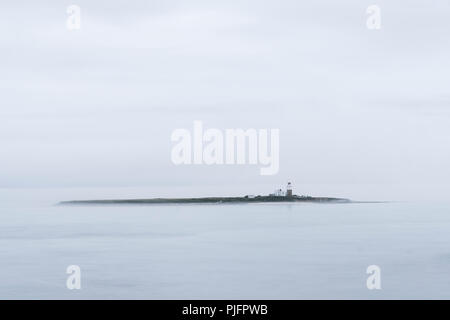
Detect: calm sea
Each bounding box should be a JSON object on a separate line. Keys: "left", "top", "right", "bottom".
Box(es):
{"left": 1, "top": 188, "right": 449, "bottom": 299}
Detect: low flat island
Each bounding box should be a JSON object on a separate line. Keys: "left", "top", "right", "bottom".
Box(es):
{"left": 59, "top": 197, "right": 353, "bottom": 207}
{"left": 59, "top": 183, "right": 351, "bottom": 205}
{"left": 59, "top": 195, "right": 350, "bottom": 205}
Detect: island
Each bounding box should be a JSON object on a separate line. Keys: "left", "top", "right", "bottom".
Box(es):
{"left": 59, "top": 182, "right": 351, "bottom": 205}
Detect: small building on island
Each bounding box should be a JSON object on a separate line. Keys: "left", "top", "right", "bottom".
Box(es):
{"left": 286, "top": 182, "right": 293, "bottom": 197}
{"left": 270, "top": 182, "right": 294, "bottom": 197}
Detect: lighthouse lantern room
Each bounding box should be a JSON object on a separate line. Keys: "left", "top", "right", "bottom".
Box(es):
{"left": 286, "top": 182, "right": 293, "bottom": 197}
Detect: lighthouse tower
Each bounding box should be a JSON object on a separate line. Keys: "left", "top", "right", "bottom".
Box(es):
{"left": 286, "top": 182, "right": 293, "bottom": 197}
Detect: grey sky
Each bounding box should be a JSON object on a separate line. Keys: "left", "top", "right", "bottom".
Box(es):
{"left": 1, "top": 0, "right": 449, "bottom": 200}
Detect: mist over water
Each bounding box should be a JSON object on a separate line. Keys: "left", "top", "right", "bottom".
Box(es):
{"left": 1, "top": 188, "right": 449, "bottom": 299}
{"left": 1, "top": 1, "right": 450, "bottom": 196}
{"left": 1, "top": 0, "right": 450, "bottom": 300}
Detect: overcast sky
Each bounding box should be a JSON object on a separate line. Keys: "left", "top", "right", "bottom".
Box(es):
{"left": 1, "top": 0, "right": 449, "bottom": 200}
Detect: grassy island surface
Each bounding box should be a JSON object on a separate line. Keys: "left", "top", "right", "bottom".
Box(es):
{"left": 60, "top": 195, "right": 351, "bottom": 205}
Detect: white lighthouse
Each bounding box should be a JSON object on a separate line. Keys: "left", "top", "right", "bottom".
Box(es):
{"left": 286, "top": 182, "right": 293, "bottom": 197}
